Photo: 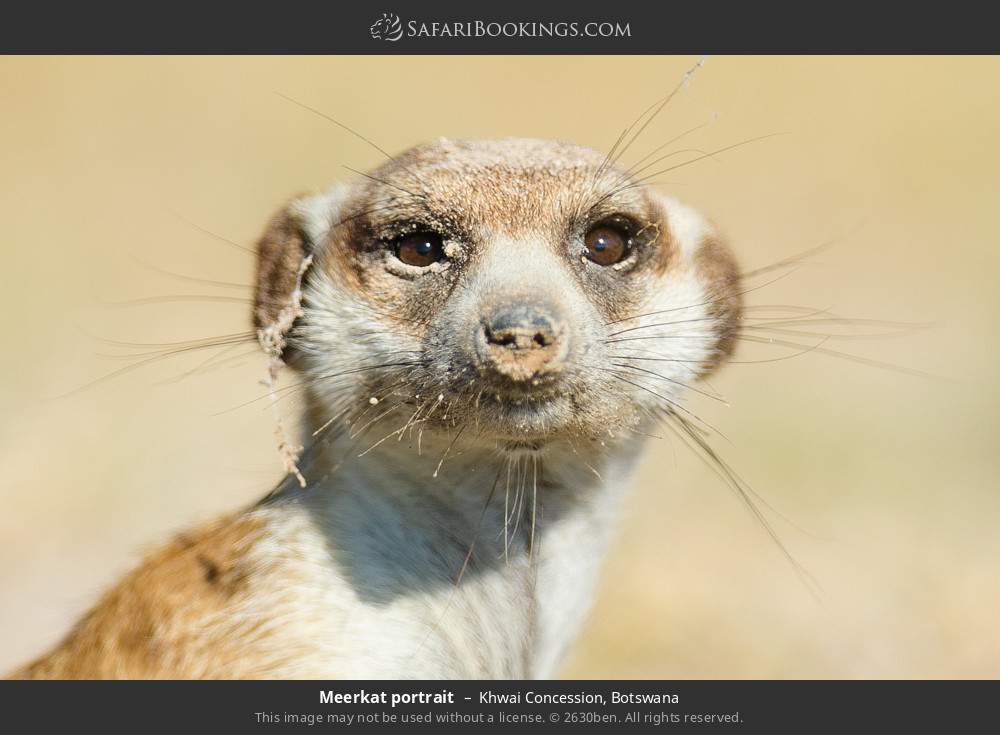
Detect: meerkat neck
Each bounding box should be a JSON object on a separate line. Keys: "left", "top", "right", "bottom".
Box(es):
{"left": 261, "top": 422, "right": 644, "bottom": 678}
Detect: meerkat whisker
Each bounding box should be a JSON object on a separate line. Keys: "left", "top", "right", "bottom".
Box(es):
{"left": 94, "top": 336, "right": 258, "bottom": 362}
{"left": 341, "top": 166, "right": 426, "bottom": 201}
{"left": 614, "top": 146, "right": 720, "bottom": 188}
{"left": 209, "top": 363, "right": 416, "bottom": 417}
{"left": 357, "top": 401, "right": 432, "bottom": 457}
{"left": 508, "top": 458, "right": 528, "bottom": 553}
{"left": 170, "top": 210, "right": 256, "bottom": 255}
{"left": 57, "top": 335, "right": 259, "bottom": 398}
{"left": 603, "top": 333, "right": 720, "bottom": 344}
{"left": 606, "top": 314, "right": 736, "bottom": 339}
{"left": 274, "top": 91, "right": 398, "bottom": 162}
{"left": 604, "top": 267, "right": 799, "bottom": 327}
{"left": 129, "top": 255, "right": 253, "bottom": 290}
{"left": 503, "top": 455, "right": 513, "bottom": 562}
{"left": 99, "top": 294, "right": 253, "bottom": 307}
{"left": 608, "top": 372, "right": 728, "bottom": 442}
{"left": 606, "top": 57, "right": 707, "bottom": 173}
{"left": 81, "top": 329, "right": 257, "bottom": 351}
{"left": 530, "top": 455, "right": 539, "bottom": 556}
{"left": 592, "top": 132, "right": 788, "bottom": 209}
{"left": 156, "top": 343, "right": 263, "bottom": 385}
{"left": 744, "top": 324, "right": 926, "bottom": 340}
{"left": 348, "top": 400, "right": 407, "bottom": 440}
{"left": 736, "top": 334, "right": 942, "bottom": 379}
{"left": 432, "top": 424, "right": 466, "bottom": 479}
{"left": 610, "top": 362, "right": 729, "bottom": 404}
{"left": 617, "top": 122, "right": 710, "bottom": 180}
{"left": 661, "top": 411, "right": 823, "bottom": 601}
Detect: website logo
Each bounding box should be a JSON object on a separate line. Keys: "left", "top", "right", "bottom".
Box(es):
{"left": 370, "top": 13, "right": 404, "bottom": 42}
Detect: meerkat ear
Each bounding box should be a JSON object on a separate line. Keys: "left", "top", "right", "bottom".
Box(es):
{"left": 253, "top": 203, "right": 310, "bottom": 334}
{"left": 651, "top": 193, "right": 743, "bottom": 372}
{"left": 253, "top": 185, "right": 349, "bottom": 350}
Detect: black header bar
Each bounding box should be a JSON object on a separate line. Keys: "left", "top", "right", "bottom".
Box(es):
{"left": 1, "top": 0, "right": 997, "bottom": 54}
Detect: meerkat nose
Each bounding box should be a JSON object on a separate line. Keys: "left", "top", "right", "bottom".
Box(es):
{"left": 478, "top": 302, "right": 569, "bottom": 382}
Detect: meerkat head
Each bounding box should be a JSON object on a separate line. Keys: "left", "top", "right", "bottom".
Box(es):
{"left": 253, "top": 138, "right": 741, "bottom": 454}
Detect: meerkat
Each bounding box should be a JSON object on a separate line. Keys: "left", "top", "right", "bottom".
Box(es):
{"left": 9, "top": 137, "right": 740, "bottom": 679}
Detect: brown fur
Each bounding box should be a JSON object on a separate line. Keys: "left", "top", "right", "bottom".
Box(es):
{"left": 695, "top": 234, "right": 742, "bottom": 373}
{"left": 10, "top": 515, "right": 266, "bottom": 679}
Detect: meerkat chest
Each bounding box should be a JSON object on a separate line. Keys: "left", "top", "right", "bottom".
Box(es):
{"left": 251, "top": 491, "right": 614, "bottom": 679}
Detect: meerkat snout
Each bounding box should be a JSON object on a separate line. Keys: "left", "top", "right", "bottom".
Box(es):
{"left": 476, "top": 301, "right": 569, "bottom": 384}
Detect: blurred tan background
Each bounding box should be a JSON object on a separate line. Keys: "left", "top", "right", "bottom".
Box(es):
{"left": 1, "top": 56, "right": 997, "bottom": 677}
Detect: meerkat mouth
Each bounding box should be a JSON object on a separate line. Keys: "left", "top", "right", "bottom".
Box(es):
{"left": 382, "top": 387, "right": 582, "bottom": 444}
{"left": 502, "top": 440, "right": 546, "bottom": 456}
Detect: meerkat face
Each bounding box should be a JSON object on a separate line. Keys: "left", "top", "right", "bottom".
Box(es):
{"left": 254, "top": 138, "right": 741, "bottom": 451}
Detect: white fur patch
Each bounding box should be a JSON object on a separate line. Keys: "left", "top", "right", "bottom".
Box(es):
{"left": 659, "top": 194, "right": 713, "bottom": 262}
{"left": 292, "top": 183, "right": 350, "bottom": 248}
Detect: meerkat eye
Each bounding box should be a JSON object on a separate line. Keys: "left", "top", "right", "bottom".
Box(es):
{"left": 395, "top": 232, "right": 444, "bottom": 267}
{"left": 584, "top": 223, "right": 629, "bottom": 266}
